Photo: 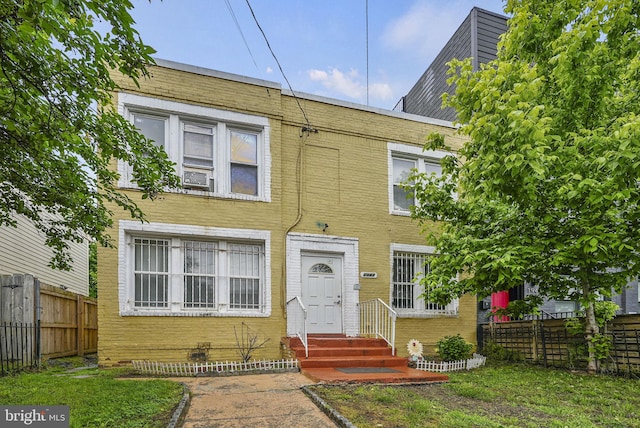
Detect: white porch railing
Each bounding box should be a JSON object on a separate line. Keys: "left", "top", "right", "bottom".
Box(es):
{"left": 358, "top": 299, "right": 397, "bottom": 355}
{"left": 286, "top": 296, "right": 308, "bottom": 358}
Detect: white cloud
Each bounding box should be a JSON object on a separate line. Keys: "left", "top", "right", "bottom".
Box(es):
{"left": 307, "top": 67, "right": 394, "bottom": 103}
{"left": 265, "top": 66, "right": 273, "bottom": 74}
{"left": 369, "top": 82, "right": 393, "bottom": 101}
{"left": 308, "top": 67, "right": 364, "bottom": 99}
{"left": 382, "top": 1, "right": 464, "bottom": 60}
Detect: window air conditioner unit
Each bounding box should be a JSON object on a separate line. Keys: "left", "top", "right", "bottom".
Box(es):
{"left": 183, "top": 169, "right": 212, "bottom": 190}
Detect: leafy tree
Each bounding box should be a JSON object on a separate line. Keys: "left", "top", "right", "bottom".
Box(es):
{"left": 89, "top": 241, "right": 97, "bottom": 298}
{"left": 0, "top": 0, "right": 180, "bottom": 271}
{"left": 411, "top": 0, "right": 639, "bottom": 373}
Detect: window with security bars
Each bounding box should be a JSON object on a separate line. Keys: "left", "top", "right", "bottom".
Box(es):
{"left": 392, "top": 251, "right": 458, "bottom": 315}
{"left": 184, "top": 241, "right": 216, "bottom": 308}
{"left": 129, "top": 235, "right": 264, "bottom": 314}
{"left": 229, "top": 243, "right": 261, "bottom": 309}
{"left": 134, "top": 238, "right": 169, "bottom": 308}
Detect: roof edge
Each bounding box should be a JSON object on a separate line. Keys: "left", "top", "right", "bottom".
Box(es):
{"left": 153, "top": 58, "right": 283, "bottom": 91}
{"left": 152, "top": 58, "right": 456, "bottom": 129}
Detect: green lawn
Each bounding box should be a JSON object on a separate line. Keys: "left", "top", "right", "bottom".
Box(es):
{"left": 308, "top": 364, "right": 640, "bottom": 428}
{"left": 0, "top": 358, "right": 183, "bottom": 428}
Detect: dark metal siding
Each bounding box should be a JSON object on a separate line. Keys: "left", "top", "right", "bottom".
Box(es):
{"left": 402, "top": 7, "right": 507, "bottom": 121}
{"left": 475, "top": 9, "right": 508, "bottom": 65}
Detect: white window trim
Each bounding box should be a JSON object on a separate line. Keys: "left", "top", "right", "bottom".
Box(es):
{"left": 390, "top": 243, "right": 459, "bottom": 318}
{"left": 387, "top": 142, "right": 449, "bottom": 216}
{"left": 117, "top": 92, "right": 271, "bottom": 202}
{"left": 118, "top": 220, "right": 271, "bottom": 317}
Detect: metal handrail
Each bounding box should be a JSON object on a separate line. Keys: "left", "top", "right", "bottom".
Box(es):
{"left": 358, "top": 298, "right": 397, "bottom": 355}
{"left": 286, "top": 296, "right": 308, "bottom": 358}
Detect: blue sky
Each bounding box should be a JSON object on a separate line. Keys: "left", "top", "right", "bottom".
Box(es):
{"left": 129, "top": 0, "right": 507, "bottom": 109}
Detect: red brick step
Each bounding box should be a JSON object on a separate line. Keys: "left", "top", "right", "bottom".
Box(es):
{"left": 288, "top": 335, "right": 449, "bottom": 384}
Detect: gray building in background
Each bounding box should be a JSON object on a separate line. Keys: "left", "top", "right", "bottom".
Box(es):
{"left": 395, "top": 7, "right": 507, "bottom": 121}
{"left": 396, "top": 7, "right": 639, "bottom": 321}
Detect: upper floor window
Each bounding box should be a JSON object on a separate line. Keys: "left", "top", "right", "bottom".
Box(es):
{"left": 133, "top": 114, "right": 166, "bottom": 149}
{"left": 119, "top": 93, "right": 271, "bottom": 202}
{"left": 388, "top": 142, "right": 447, "bottom": 215}
{"left": 391, "top": 244, "right": 458, "bottom": 317}
{"left": 230, "top": 130, "right": 259, "bottom": 195}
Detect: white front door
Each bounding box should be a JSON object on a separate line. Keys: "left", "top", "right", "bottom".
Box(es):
{"left": 301, "top": 254, "right": 343, "bottom": 334}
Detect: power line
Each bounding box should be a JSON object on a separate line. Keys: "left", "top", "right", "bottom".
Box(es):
{"left": 244, "top": 0, "right": 313, "bottom": 131}
{"left": 366, "top": 0, "right": 369, "bottom": 106}
{"left": 224, "top": 0, "right": 258, "bottom": 69}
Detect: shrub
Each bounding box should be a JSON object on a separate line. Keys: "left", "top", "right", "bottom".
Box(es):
{"left": 436, "top": 334, "right": 473, "bottom": 361}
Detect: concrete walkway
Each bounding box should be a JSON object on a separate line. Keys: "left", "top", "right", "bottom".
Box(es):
{"left": 172, "top": 372, "right": 337, "bottom": 427}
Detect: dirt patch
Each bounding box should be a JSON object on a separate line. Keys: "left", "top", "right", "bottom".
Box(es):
{"left": 309, "top": 383, "right": 555, "bottom": 427}
{"left": 45, "top": 354, "right": 98, "bottom": 369}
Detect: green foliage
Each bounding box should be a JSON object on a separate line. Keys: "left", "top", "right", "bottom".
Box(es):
{"left": 565, "top": 301, "right": 618, "bottom": 363}
{"left": 492, "top": 295, "right": 543, "bottom": 320}
{"left": 0, "top": 360, "right": 183, "bottom": 427}
{"left": 436, "top": 334, "right": 473, "bottom": 361}
{"left": 566, "top": 301, "right": 618, "bottom": 333}
{"left": 482, "top": 341, "right": 523, "bottom": 363}
{"left": 0, "top": 0, "right": 180, "bottom": 271}
{"left": 88, "top": 242, "right": 97, "bottom": 298}
{"left": 594, "top": 301, "right": 619, "bottom": 327}
{"left": 309, "top": 365, "right": 640, "bottom": 427}
{"left": 410, "top": 0, "right": 640, "bottom": 373}
{"left": 591, "top": 333, "right": 613, "bottom": 361}
{"left": 564, "top": 317, "right": 585, "bottom": 336}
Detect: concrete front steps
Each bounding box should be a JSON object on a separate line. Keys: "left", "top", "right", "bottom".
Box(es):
{"left": 289, "top": 335, "right": 449, "bottom": 384}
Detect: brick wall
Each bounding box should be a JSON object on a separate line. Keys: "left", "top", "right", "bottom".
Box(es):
{"left": 99, "top": 62, "right": 475, "bottom": 365}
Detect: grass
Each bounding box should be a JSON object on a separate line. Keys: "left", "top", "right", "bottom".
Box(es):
{"left": 308, "top": 364, "right": 640, "bottom": 428}
{"left": 0, "top": 357, "right": 184, "bottom": 428}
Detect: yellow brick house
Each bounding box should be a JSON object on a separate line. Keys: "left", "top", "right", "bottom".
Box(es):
{"left": 97, "top": 59, "right": 475, "bottom": 366}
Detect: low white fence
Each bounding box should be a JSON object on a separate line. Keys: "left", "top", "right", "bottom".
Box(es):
{"left": 132, "top": 358, "right": 299, "bottom": 376}
{"left": 415, "top": 354, "right": 486, "bottom": 373}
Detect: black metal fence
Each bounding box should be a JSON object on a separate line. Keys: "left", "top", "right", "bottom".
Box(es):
{"left": 0, "top": 322, "right": 40, "bottom": 375}
{"left": 478, "top": 315, "right": 640, "bottom": 375}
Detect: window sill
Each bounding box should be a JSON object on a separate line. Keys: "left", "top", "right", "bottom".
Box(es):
{"left": 120, "top": 309, "right": 270, "bottom": 318}
{"left": 395, "top": 311, "right": 459, "bottom": 319}
{"left": 117, "top": 182, "right": 270, "bottom": 203}
{"left": 390, "top": 209, "right": 412, "bottom": 217}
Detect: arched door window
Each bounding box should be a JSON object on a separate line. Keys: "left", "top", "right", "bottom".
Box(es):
{"left": 309, "top": 263, "right": 333, "bottom": 274}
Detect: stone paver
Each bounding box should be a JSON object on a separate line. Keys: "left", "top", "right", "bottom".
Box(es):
{"left": 173, "top": 373, "right": 336, "bottom": 428}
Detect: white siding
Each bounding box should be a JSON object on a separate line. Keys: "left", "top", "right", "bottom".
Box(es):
{"left": 0, "top": 215, "right": 89, "bottom": 295}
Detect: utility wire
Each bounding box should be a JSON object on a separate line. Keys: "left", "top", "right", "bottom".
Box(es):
{"left": 244, "top": 0, "right": 313, "bottom": 130}
{"left": 366, "top": 0, "right": 369, "bottom": 106}
{"left": 225, "top": 0, "right": 258, "bottom": 69}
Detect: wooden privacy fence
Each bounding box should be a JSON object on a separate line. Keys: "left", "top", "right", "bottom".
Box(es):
{"left": 0, "top": 274, "right": 97, "bottom": 374}
{"left": 40, "top": 283, "right": 97, "bottom": 358}
{"left": 478, "top": 314, "right": 640, "bottom": 374}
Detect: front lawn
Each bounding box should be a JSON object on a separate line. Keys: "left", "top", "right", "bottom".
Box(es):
{"left": 0, "top": 358, "right": 184, "bottom": 428}
{"left": 308, "top": 364, "right": 640, "bottom": 427}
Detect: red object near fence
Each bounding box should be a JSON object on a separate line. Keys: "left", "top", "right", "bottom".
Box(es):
{"left": 491, "top": 291, "right": 510, "bottom": 322}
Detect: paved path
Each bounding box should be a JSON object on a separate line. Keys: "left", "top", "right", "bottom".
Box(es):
{"left": 172, "top": 373, "right": 337, "bottom": 427}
